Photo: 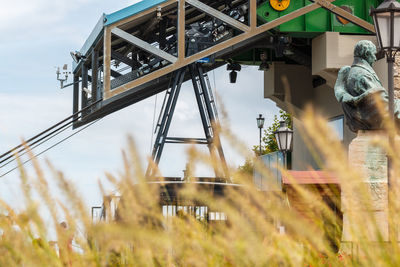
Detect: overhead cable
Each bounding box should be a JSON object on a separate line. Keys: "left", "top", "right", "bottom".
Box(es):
{"left": 0, "top": 119, "right": 100, "bottom": 178}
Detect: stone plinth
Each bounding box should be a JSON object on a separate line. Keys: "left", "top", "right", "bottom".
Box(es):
{"left": 341, "top": 130, "right": 388, "bottom": 250}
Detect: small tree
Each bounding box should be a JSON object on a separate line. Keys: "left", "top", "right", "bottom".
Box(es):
{"left": 238, "top": 110, "right": 292, "bottom": 174}
{"left": 253, "top": 110, "right": 292, "bottom": 156}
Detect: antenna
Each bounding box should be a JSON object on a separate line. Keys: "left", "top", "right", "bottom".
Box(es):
{"left": 56, "top": 64, "right": 71, "bottom": 89}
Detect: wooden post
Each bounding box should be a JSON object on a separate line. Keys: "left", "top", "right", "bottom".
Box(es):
{"left": 250, "top": 0, "right": 257, "bottom": 29}
{"left": 178, "top": 0, "right": 185, "bottom": 60}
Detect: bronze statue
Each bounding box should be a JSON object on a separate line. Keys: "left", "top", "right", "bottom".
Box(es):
{"left": 334, "top": 40, "right": 400, "bottom": 132}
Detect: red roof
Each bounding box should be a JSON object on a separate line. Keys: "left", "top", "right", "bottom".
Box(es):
{"left": 282, "top": 171, "right": 339, "bottom": 185}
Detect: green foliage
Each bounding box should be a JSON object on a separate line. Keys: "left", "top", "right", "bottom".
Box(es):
{"left": 0, "top": 107, "right": 399, "bottom": 266}
{"left": 237, "top": 157, "right": 254, "bottom": 175}
{"left": 238, "top": 110, "right": 292, "bottom": 174}
{"left": 253, "top": 110, "right": 292, "bottom": 156}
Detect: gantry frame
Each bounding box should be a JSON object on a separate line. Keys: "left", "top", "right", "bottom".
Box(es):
{"left": 72, "top": 0, "right": 376, "bottom": 129}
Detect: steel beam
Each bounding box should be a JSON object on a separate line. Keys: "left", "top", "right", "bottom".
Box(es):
{"left": 178, "top": 0, "right": 186, "bottom": 60}
{"left": 73, "top": 74, "right": 79, "bottom": 122}
{"left": 81, "top": 64, "right": 89, "bottom": 111}
{"left": 111, "top": 27, "right": 178, "bottom": 63}
{"left": 165, "top": 137, "right": 209, "bottom": 144}
{"left": 111, "top": 0, "right": 178, "bottom": 29}
{"left": 186, "top": 0, "right": 250, "bottom": 32}
{"left": 91, "top": 49, "right": 99, "bottom": 103}
{"left": 311, "top": 0, "right": 375, "bottom": 33}
{"left": 106, "top": 1, "right": 335, "bottom": 100}
{"left": 111, "top": 50, "right": 135, "bottom": 67}
{"left": 103, "top": 27, "right": 112, "bottom": 99}
{"left": 110, "top": 69, "right": 122, "bottom": 78}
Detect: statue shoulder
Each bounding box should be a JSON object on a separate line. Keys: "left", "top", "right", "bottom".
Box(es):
{"left": 339, "top": 66, "right": 351, "bottom": 77}
{"left": 334, "top": 66, "right": 351, "bottom": 102}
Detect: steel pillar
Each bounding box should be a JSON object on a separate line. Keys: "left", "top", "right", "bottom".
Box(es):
{"left": 147, "top": 63, "right": 229, "bottom": 182}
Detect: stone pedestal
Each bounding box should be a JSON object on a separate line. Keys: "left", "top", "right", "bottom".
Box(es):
{"left": 341, "top": 130, "right": 388, "bottom": 253}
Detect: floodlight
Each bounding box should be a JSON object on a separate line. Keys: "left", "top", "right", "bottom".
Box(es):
{"left": 70, "top": 51, "right": 85, "bottom": 63}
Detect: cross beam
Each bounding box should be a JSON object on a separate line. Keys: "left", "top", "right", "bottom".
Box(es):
{"left": 311, "top": 0, "right": 375, "bottom": 33}
{"left": 111, "top": 27, "right": 178, "bottom": 63}
{"left": 186, "top": 0, "right": 250, "bottom": 32}
{"left": 103, "top": 0, "right": 340, "bottom": 100}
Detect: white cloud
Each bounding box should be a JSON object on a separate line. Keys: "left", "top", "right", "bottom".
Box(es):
{"left": 0, "top": 0, "right": 138, "bottom": 44}
{"left": 0, "top": 1, "right": 281, "bottom": 211}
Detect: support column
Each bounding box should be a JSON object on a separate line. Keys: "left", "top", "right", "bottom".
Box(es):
{"left": 91, "top": 49, "right": 99, "bottom": 103}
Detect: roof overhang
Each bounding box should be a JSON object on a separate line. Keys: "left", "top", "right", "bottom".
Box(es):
{"left": 282, "top": 171, "right": 340, "bottom": 185}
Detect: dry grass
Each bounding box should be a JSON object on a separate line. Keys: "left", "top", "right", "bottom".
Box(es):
{"left": 0, "top": 106, "right": 399, "bottom": 266}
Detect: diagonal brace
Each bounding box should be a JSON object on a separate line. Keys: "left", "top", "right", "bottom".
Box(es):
{"left": 186, "top": 0, "right": 250, "bottom": 32}
{"left": 111, "top": 27, "right": 178, "bottom": 63}
{"left": 311, "top": 0, "right": 375, "bottom": 33}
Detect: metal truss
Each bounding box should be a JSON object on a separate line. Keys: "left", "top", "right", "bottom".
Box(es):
{"left": 72, "top": 0, "right": 376, "bottom": 128}
{"left": 146, "top": 63, "right": 229, "bottom": 181}
{"left": 101, "top": 0, "right": 375, "bottom": 100}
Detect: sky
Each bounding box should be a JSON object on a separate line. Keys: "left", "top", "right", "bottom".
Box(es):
{"left": 0, "top": 0, "right": 280, "bottom": 217}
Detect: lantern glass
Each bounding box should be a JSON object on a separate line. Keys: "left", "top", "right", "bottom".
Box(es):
{"left": 376, "top": 11, "right": 391, "bottom": 48}
{"left": 274, "top": 121, "right": 293, "bottom": 152}
{"left": 371, "top": 0, "right": 400, "bottom": 50}
{"left": 395, "top": 13, "right": 400, "bottom": 47}
{"left": 275, "top": 132, "right": 281, "bottom": 151}
{"left": 286, "top": 131, "right": 293, "bottom": 151}
{"left": 257, "top": 115, "right": 265, "bottom": 129}
{"left": 278, "top": 132, "right": 288, "bottom": 151}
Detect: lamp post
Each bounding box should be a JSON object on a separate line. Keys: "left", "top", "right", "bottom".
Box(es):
{"left": 256, "top": 114, "right": 265, "bottom": 156}
{"left": 371, "top": 0, "right": 400, "bottom": 126}
{"left": 370, "top": 0, "right": 400, "bottom": 241}
{"left": 274, "top": 121, "right": 293, "bottom": 169}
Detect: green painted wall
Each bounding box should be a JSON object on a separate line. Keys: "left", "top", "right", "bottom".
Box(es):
{"left": 257, "top": 0, "right": 383, "bottom": 35}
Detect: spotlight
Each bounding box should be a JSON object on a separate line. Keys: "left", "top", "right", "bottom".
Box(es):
{"left": 229, "top": 71, "right": 238, "bottom": 83}
{"left": 70, "top": 51, "right": 85, "bottom": 63}
{"left": 227, "top": 62, "right": 241, "bottom": 84}
{"left": 258, "top": 62, "right": 269, "bottom": 71}
{"left": 259, "top": 52, "right": 269, "bottom": 71}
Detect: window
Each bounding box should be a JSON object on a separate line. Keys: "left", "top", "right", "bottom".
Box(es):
{"left": 328, "top": 116, "right": 344, "bottom": 141}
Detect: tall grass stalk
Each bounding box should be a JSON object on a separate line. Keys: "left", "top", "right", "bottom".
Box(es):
{"left": 0, "top": 106, "right": 399, "bottom": 266}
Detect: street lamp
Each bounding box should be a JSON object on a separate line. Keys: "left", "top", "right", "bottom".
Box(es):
{"left": 256, "top": 114, "right": 265, "bottom": 155}
{"left": 370, "top": 0, "right": 400, "bottom": 241}
{"left": 274, "top": 121, "right": 293, "bottom": 169}
{"left": 371, "top": 0, "right": 400, "bottom": 124}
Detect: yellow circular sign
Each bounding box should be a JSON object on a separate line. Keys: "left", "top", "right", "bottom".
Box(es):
{"left": 270, "top": 0, "right": 291, "bottom": 11}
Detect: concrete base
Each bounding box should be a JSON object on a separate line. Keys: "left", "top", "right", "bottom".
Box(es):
{"left": 341, "top": 130, "right": 389, "bottom": 252}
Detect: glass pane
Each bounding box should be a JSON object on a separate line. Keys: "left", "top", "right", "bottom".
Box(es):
{"left": 328, "top": 116, "right": 344, "bottom": 141}
{"left": 275, "top": 133, "right": 281, "bottom": 151}
{"left": 377, "top": 12, "right": 391, "bottom": 48}
{"left": 394, "top": 14, "right": 400, "bottom": 47}
{"left": 287, "top": 132, "right": 293, "bottom": 150}
{"left": 280, "top": 132, "right": 288, "bottom": 151}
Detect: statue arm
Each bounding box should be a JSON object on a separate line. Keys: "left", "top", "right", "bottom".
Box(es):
{"left": 352, "top": 75, "right": 388, "bottom": 105}
{"left": 334, "top": 66, "right": 353, "bottom": 103}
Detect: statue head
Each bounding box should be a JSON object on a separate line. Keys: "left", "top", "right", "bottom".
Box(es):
{"left": 354, "top": 40, "right": 377, "bottom": 66}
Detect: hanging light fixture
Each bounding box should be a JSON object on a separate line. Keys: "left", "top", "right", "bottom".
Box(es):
{"left": 274, "top": 121, "right": 293, "bottom": 153}
{"left": 227, "top": 62, "right": 241, "bottom": 83}
{"left": 370, "top": 0, "right": 400, "bottom": 58}
{"left": 70, "top": 51, "right": 86, "bottom": 63}
{"left": 258, "top": 51, "right": 270, "bottom": 71}
{"left": 274, "top": 120, "right": 293, "bottom": 169}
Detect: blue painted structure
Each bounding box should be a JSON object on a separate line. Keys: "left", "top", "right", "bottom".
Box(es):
{"left": 104, "top": 0, "right": 169, "bottom": 26}
{"left": 73, "top": 0, "right": 169, "bottom": 72}
{"left": 253, "top": 152, "right": 284, "bottom": 191}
